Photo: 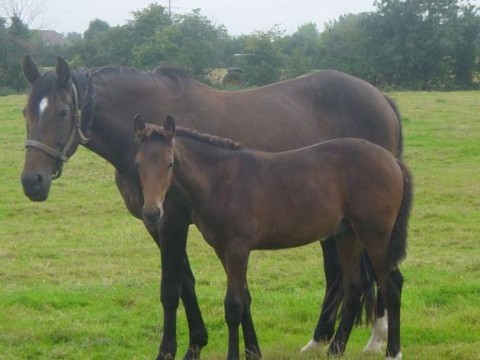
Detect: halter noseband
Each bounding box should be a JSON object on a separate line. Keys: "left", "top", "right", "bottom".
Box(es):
{"left": 25, "top": 81, "right": 90, "bottom": 180}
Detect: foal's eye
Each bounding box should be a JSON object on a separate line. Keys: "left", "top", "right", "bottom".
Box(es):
{"left": 167, "top": 161, "right": 174, "bottom": 170}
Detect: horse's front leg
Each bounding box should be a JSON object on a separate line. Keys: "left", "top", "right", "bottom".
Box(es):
{"left": 150, "top": 201, "right": 208, "bottom": 360}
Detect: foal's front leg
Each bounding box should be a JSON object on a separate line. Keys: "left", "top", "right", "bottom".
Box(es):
{"left": 154, "top": 204, "right": 208, "bottom": 360}
{"left": 219, "top": 245, "right": 252, "bottom": 360}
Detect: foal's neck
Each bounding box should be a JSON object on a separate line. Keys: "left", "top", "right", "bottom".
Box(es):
{"left": 172, "top": 135, "right": 246, "bottom": 209}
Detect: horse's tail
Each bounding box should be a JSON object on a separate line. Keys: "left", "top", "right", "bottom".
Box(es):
{"left": 389, "top": 159, "right": 413, "bottom": 266}
{"left": 384, "top": 95, "right": 404, "bottom": 159}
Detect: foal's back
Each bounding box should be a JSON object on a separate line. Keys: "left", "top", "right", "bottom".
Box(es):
{"left": 224, "top": 138, "right": 404, "bottom": 250}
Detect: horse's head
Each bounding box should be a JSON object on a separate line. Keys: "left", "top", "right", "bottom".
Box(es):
{"left": 134, "top": 114, "right": 176, "bottom": 225}
{"left": 21, "top": 55, "right": 87, "bottom": 201}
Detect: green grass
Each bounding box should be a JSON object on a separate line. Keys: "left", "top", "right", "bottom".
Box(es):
{"left": 1, "top": 91, "right": 479, "bottom": 359}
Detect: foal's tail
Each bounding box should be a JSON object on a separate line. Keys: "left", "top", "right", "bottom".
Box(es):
{"left": 389, "top": 160, "right": 413, "bottom": 266}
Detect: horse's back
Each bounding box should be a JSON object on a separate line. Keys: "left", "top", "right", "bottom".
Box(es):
{"left": 162, "top": 70, "right": 402, "bottom": 155}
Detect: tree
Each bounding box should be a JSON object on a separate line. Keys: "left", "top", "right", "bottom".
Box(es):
{"left": 132, "top": 9, "right": 227, "bottom": 77}
{"left": 0, "top": 0, "right": 48, "bottom": 29}
{"left": 241, "top": 26, "right": 285, "bottom": 86}
{"left": 363, "top": 0, "right": 480, "bottom": 88}
{"left": 0, "top": 16, "right": 33, "bottom": 91}
{"left": 317, "top": 14, "right": 374, "bottom": 81}
{"left": 281, "top": 23, "right": 321, "bottom": 78}
{"left": 83, "top": 19, "right": 110, "bottom": 41}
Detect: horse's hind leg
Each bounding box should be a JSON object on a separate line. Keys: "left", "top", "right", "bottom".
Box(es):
{"left": 363, "top": 240, "right": 403, "bottom": 359}
{"left": 382, "top": 269, "right": 403, "bottom": 359}
{"left": 327, "top": 230, "right": 364, "bottom": 355}
{"left": 364, "top": 285, "right": 388, "bottom": 353}
{"left": 301, "top": 237, "right": 342, "bottom": 352}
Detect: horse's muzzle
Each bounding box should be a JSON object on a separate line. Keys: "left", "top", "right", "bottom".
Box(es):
{"left": 21, "top": 172, "right": 51, "bottom": 201}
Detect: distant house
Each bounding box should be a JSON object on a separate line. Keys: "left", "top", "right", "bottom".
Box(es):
{"left": 34, "top": 30, "right": 67, "bottom": 46}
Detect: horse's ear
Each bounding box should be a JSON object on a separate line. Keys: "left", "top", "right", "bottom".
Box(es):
{"left": 163, "top": 115, "right": 176, "bottom": 140}
{"left": 55, "top": 56, "right": 71, "bottom": 87}
{"left": 23, "top": 55, "right": 40, "bottom": 84}
{"left": 133, "top": 114, "right": 146, "bottom": 135}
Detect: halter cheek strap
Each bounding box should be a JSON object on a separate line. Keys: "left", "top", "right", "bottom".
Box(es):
{"left": 25, "top": 81, "right": 90, "bottom": 180}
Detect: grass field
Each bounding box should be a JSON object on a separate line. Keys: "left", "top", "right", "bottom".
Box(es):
{"left": 1, "top": 91, "right": 479, "bottom": 359}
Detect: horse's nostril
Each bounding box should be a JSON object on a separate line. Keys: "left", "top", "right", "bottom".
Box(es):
{"left": 142, "top": 207, "right": 162, "bottom": 224}
{"left": 35, "top": 174, "right": 44, "bottom": 187}
{"left": 21, "top": 172, "right": 43, "bottom": 188}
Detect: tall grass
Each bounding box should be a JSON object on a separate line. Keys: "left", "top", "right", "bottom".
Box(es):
{"left": 1, "top": 92, "right": 479, "bottom": 359}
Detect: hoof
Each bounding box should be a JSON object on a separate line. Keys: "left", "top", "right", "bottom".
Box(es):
{"left": 300, "top": 339, "right": 323, "bottom": 353}
{"left": 183, "top": 345, "right": 201, "bottom": 360}
{"left": 157, "top": 353, "right": 176, "bottom": 360}
{"left": 386, "top": 351, "right": 402, "bottom": 360}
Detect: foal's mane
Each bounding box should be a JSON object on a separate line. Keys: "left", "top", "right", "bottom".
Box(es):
{"left": 138, "top": 124, "right": 245, "bottom": 151}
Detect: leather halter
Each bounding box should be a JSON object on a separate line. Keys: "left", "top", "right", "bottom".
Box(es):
{"left": 25, "top": 81, "right": 90, "bottom": 180}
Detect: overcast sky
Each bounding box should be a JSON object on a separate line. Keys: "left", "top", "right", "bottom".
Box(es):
{"left": 10, "top": 0, "right": 480, "bottom": 36}
{"left": 25, "top": 0, "right": 380, "bottom": 35}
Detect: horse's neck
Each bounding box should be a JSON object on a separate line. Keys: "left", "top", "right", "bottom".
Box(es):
{"left": 81, "top": 74, "right": 157, "bottom": 173}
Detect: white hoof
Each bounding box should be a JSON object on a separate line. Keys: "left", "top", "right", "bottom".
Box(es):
{"left": 363, "top": 315, "right": 388, "bottom": 353}
{"left": 300, "top": 339, "right": 322, "bottom": 353}
{"left": 386, "top": 351, "right": 402, "bottom": 360}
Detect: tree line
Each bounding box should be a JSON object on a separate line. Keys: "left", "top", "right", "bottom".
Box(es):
{"left": 1, "top": 0, "right": 479, "bottom": 94}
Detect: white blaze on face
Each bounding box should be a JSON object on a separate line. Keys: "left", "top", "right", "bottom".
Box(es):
{"left": 39, "top": 97, "right": 49, "bottom": 116}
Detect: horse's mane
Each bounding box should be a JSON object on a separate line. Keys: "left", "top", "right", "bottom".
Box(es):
{"left": 90, "top": 65, "right": 145, "bottom": 78}
{"left": 153, "top": 63, "right": 193, "bottom": 80}
{"left": 138, "top": 124, "right": 245, "bottom": 151}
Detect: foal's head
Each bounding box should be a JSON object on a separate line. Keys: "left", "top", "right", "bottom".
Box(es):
{"left": 134, "top": 114, "right": 176, "bottom": 225}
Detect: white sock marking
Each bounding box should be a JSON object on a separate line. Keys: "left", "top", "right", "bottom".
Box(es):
{"left": 363, "top": 314, "right": 388, "bottom": 353}
{"left": 300, "top": 339, "right": 322, "bottom": 353}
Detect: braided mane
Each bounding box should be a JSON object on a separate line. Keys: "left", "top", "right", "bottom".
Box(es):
{"left": 137, "top": 123, "right": 245, "bottom": 151}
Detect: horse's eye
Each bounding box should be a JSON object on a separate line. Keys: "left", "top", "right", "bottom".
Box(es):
{"left": 167, "top": 161, "right": 174, "bottom": 169}
{"left": 135, "top": 162, "right": 140, "bottom": 171}
{"left": 59, "top": 109, "right": 69, "bottom": 118}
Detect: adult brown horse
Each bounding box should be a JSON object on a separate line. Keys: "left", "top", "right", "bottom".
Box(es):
{"left": 20, "top": 55, "right": 402, "bottom": 359}
{"left": 133, "top": 115, "right": 412, "bottom": 360}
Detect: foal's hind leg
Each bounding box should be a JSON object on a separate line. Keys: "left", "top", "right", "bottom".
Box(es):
{"left": 301, "top": 237, "right": 342, "bottom": 353}
{"left": 327, "top": 231, "right": 364, "bottom": 355}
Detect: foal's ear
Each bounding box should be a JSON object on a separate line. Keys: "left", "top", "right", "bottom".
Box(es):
{"left": 133, "top": 114, "right": 146, "bottom": 135}
{"left": 55, "top": 56, "right": 71, "bottom": 87}
{"left": 23, "top": 55, "right": 40, "bottom": 84}
{"left": 163, "top": 115, "right": 176, "bottom": 140}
